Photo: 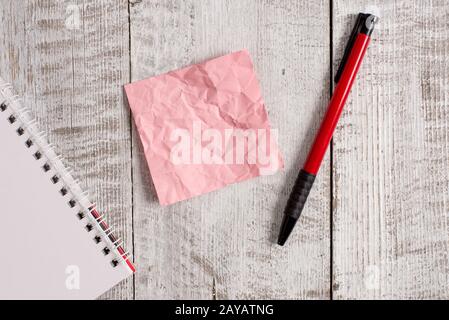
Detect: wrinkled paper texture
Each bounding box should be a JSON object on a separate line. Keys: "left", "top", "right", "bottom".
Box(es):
{"left": 125, "top": 50, "right": 283, "bottom": 205}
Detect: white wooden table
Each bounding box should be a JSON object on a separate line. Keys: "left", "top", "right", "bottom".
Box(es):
{"left": 1, "top": 0, "right": 448, "bottom": 299}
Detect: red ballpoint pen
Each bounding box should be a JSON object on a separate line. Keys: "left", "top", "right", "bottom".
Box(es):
{"left": 278, "top": 12, "right": 379, "bottom": 246}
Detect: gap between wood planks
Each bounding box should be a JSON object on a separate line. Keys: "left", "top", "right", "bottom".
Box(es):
{"left": 127, "top": 0, "right": 136, "bottom": 300}
{"left": 329, "top": 0, "right": 335, "bottom": 301}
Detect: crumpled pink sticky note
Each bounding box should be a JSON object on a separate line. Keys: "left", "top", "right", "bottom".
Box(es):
{"left": 125, "top": 50, "right": 283, "bottom": 205}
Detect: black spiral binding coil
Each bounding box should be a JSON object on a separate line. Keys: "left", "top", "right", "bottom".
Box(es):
{"left": 0, "top": 82, "right": 131, "bottom": 270}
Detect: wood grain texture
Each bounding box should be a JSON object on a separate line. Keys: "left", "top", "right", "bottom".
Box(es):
{"left": 130, "top": 0, "right": 331, "bottom": 299}
{"left": 332, "top": 0, "right": 449, "bottom": 299}
{"left": 0, "top": 0, "right": 134, "bottom": 299}
{"left": 3, "top": 0, "right": 448, "bottom": 300}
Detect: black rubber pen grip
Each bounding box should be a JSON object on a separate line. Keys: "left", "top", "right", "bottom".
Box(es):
{"left": 284, "top": 169, "right": 315, "bottom": 219}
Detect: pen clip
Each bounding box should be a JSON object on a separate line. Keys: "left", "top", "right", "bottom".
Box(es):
{"left": 334, "top": 13, "right": 378, "bottom": 83}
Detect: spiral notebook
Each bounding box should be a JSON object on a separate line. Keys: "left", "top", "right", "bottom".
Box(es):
{"left": 0, "top": 78, "right": 135, "bottom": 299}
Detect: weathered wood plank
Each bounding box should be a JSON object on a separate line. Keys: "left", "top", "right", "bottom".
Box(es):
{"left": 332, "top": 0, "right": 449, "bottom": 299}
{"left": 0, "top": 0, "right": 134, "bottom": 299}
{"left": 130, "top": 0, "right": 331, "bottom": 299}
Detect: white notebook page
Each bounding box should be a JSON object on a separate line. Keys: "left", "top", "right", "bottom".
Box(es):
{"left": 0, "top": 84, "right": 133, "bottom": 299}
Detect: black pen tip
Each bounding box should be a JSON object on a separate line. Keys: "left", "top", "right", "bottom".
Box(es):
{"left": 277, "top": 215, "right": 298, "bottom": 246}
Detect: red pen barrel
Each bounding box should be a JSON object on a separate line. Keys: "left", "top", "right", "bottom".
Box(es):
{"left": 303, "top": 33, "right": 371, "bottom": 175}
{"left": 278, "top": 13, "right": 378, "bottom": 246}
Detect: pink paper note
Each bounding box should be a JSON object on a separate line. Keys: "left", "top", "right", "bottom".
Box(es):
{"left": 125, "top": 50, "right": 283, "bottom": 205}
